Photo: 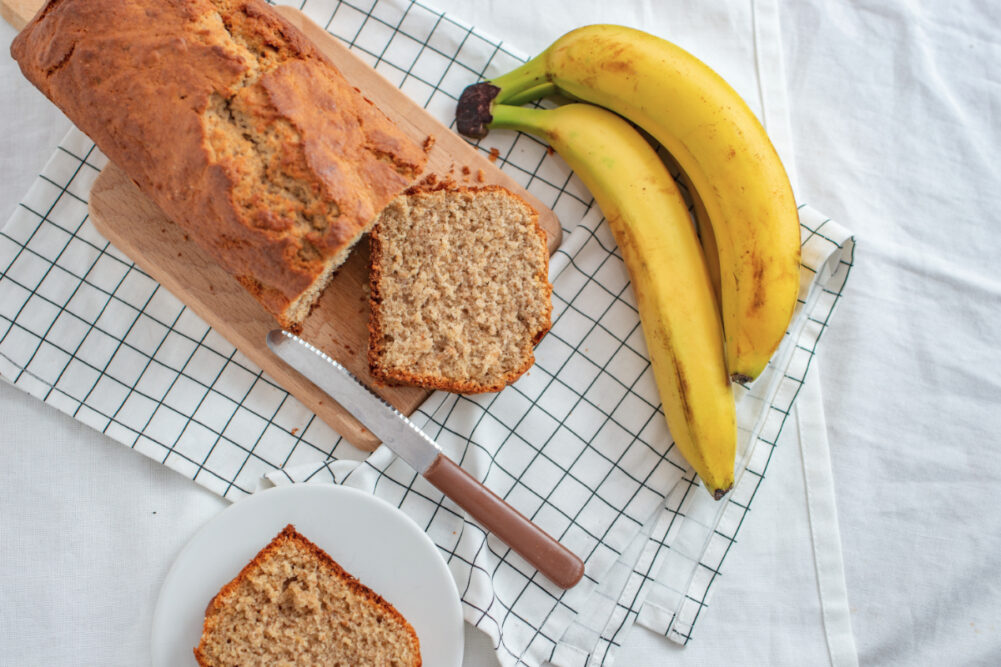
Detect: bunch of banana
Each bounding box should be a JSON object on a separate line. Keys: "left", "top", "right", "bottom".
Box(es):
{"left": 486, "top": 103, "right": 736, "bottom": 499}
{"left": 456, "top": 25, "right": 800, "bottom": 499}
{"left": 457, "top": 24, "right": 801, "bottom": 384}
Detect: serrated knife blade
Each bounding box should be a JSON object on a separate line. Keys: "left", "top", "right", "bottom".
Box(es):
{"left": 267, "top": 329, "right": 584, "bottom": 589}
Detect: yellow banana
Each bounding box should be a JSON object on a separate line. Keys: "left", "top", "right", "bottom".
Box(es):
{"left": 685, "top": 174, "right": 723, "bottom": 311}
{"left": 458, "top": 25, "right": 801, "bottom": 382}
{"left": 660, "top": 151, "right": 724, "bottom": 313}
{"left": 488, "top": 103, "right": 735, "bottom": 498}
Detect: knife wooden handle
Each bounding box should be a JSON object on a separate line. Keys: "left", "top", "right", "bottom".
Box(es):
{"left": 423, "top": 453, "right": 585, "bottom": 589}
{"left": 2, "top": 0, "right": 43, "bottom": 30}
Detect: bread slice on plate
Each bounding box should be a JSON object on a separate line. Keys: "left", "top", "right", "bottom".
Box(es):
{"left": 368, "top": 185, "right": 552, "bottom": 393}
{"left": 194, "top": 524, "right": 420, "bottom": 666}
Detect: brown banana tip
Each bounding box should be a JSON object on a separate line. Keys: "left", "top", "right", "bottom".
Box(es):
{"left": 731, "top": 372, "right": 753, "bottom": 385}
{"left": 456, "top": 82, "right": 501, "bottom": 139}
{"left": 712, "top": 484, "right": 733, "bottom": 501}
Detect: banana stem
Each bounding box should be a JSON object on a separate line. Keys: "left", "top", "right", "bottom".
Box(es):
{"left": 455, "top": 56, "right": 553, "bottom": 139}
{"left": 490, "top": 57, "right": 551, "bottom": 104}
{"left": 487, "top": 104, "right": 554, "bottom": 137}
{"left": 500, "top": 82, "right": 559, "bottom": 106}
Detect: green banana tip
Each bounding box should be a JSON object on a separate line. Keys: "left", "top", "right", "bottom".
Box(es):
{"left": 456, "top": 82, "right": 501, "bottom": 139}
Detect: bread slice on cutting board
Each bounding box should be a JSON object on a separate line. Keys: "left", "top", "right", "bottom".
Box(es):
{"left": 368, "top": 185, "right": 552, "bottom": 394}
{"left": 194, "top": 524, "right": 421, "bottom": 666}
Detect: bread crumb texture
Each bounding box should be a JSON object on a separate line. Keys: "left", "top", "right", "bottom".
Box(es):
{"left": 369, "top": 186, "right": 551, "bottom": 393}
{"left": 195, "top": 525, "right": 421, "bottom": 667}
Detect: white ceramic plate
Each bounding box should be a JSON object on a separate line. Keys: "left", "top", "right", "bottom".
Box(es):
{"left": 151, "top": 484, "right": 463, "bottom": 666}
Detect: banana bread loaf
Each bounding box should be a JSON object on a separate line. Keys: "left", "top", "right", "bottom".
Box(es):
{"left": 195, "top": 524, "right": 421, "bottom": 666}
{"left": 11, "top": 0, "right": 426, "bottom": 330}
{"left": 368, "top": 185, "right": 552, "bottom": 393}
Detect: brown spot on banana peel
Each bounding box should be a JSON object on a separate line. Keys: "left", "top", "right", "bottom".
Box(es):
{"left": 673, "top": 359, "right": 694, "bottom": 424}
{"left": 750, "top": 255, "right": 767, "bottom": 311}
{"left": 601, "top": 59, "right": 635, "bottom": 75}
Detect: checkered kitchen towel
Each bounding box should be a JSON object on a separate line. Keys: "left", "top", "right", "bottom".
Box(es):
{"left": 0, "top": 0, "right": 854, "bottom": 664}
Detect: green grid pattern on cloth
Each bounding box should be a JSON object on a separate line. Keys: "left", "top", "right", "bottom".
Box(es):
{"left": 0, "top": 1, "right": 855, "bottom": 665}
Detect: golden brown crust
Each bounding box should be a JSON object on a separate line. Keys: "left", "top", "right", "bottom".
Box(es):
{"left": 367, "top": 184, "right": 552, "bottom": 394}
{"left": 11, "top": 0, "right": 426, "bottom": 329}
{"left": 193, "top": 523, "right": 421, "bottom": 666}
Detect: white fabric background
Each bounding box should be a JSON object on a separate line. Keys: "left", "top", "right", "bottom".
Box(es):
{"left": 1, "top": 1, "right": 999, "bottom": 665}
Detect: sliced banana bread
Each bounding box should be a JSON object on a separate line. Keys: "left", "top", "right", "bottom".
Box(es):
{"left": 194, "top": 524, "right": 421, "bottom": 667}
{"left": 368, "top": 185, "right": 551, "bottom": 393}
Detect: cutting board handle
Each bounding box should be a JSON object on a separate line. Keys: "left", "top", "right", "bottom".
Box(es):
{"left": 2, "top": 0, "right": 43, "bottom": 31}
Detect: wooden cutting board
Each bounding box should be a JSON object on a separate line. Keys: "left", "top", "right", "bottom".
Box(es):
{"left": 4, "top": 0, "right": 563, "bottom": 451}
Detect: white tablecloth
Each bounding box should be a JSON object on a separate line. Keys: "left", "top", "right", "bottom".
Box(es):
{"left": 2, "top": 1, "right": 999, "bottom": 665}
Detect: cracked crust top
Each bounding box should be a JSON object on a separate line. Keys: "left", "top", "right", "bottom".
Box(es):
{"left": 11, "top": 0, "right": 427, "bottom": 329}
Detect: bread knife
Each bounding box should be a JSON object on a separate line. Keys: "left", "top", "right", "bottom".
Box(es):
{"left": 266, "top": 330, "right": 585, "bottom": 589}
